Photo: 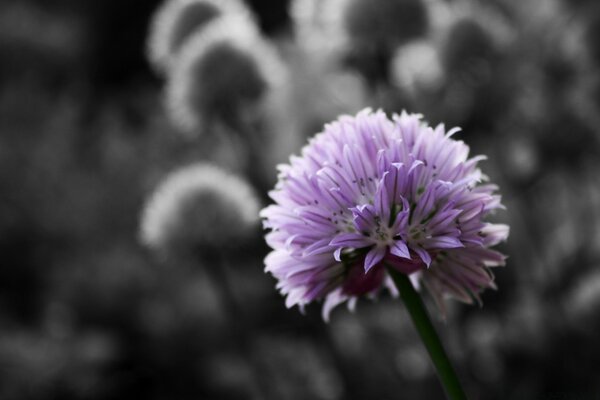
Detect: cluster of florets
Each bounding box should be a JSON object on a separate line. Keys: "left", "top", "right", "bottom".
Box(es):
{"left": 141, "top": 163, "right": 260, "bottom": 256}
{"left": 261, "top": 109, "right": 508, "bottom": 320}
{"left": 148, "top": 0, "right": 285, "bottom": 135}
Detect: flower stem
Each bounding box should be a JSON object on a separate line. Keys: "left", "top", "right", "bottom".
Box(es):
{"left": 387, "top": 266, "right": 468, "bottom": 400}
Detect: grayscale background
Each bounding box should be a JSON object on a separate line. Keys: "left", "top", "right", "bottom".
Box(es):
{"left": 1, "top": 0, "right": 599, "bottom": 399}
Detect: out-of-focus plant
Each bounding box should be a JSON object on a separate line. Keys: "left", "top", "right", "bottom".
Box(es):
{"left": 147, "top": 0, "right": 253, "bottom": 74}
{"left": 3, "top": 0, "right": 600, "bottom": 398}
{"left": 139, "top": 162, "right": 267, "bottom": 396}
{"left": 140, "top": 162, "right": 260, "bottom": 258}
{"left": 164, "top": 15, "right": 285, "bottom": 136}
{"left": 151, "top": 1, "right": 288, "bottom": 193}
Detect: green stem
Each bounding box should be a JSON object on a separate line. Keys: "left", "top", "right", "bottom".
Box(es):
{"left": 387, "top": 266, "right": 468, "bottom": 400}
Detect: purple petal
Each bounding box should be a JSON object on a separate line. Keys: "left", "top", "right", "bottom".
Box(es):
{"left": 423, "top": 236, "right": 464, "bottom": 250}
{"left": 481, "top": 223, "right": 510, "bottom": 246}
{"left": 351, "top": 204, "right": 377, "bottom": 233}
{"left": 329, "top": 232, "right": 371, "bottom": 249}
{"left": 364, "top": 246, "right": 386, "bottom": 272}
{"left": 374, "top": 173, "right": 391, "bottom": 223}
{"left": 390, "top": 205, "right": 409, "bottom": 233}
{"left": 413, "top": 246, "right": 432, "bottom": 267}
{"left": 412, "top": 184, "right": 437, "bottom": 222}
{"left": 385, "top": 163, "right": 408, "bottom": 203}
{"left": 303, "top": 238, "right": 335, "bottom": 256}
{"left": 390, "top": 240, "right": 411, "bottom": 259}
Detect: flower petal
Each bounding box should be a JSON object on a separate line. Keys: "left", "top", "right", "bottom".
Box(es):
{"left": 390, "top": 240, "right": 411, "bottom": 259}
{"left": 364, "top": 246, "right": 386, "bottom": 272}
{"left": 423, "top": 236, "right": 464, "bottom": 250}
{"left": 329, "top": 232, "right": 371, "bottom": 249}
{"left": 413, "top": 246, "right": 432, "bottom": 267}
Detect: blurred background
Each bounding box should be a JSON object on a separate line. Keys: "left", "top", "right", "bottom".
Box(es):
{"left": 1, "top": 0, "right": 600, "bottom": 398}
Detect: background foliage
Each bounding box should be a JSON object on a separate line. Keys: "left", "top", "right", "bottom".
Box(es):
{"left": 1, "top": 0, "right": 600, "bottom": 399}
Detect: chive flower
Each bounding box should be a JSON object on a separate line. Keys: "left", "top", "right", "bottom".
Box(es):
{"left": 140, "top": 163, "right": 260, "bottom": 256}
{"left": 147, "top": 0, "right": 252, "bottom": 73}
{"left": 165, "top": 15, "right": 284, "bottom": 134}
{"left": 343, "top": 0, "right": 429, "bottom": 51}
{"left": 260, "top": 109, "right": 508, "bottom": 320}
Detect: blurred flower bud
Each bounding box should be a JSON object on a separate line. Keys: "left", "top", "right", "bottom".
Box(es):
{"left": 140, "top": 163, "right": 260, "bottom": 256}
{"left": 290, "top": 0, "right": 350, "bottom": 62}
{"left": 442, "top": 18, "right": 496, "bottom": 78}
{"left": 564, "top": 268, "right": 600, "bottom": 332}
{"left": 438, "top": 0, "right": 515, "bottom": 77}
{"left": 390, "top": 39, "right": 445, "bottom": 95}
{"left": 165, "top": 15, "right": 286, "bottom": 134}
{"left": 341, "top": 0, "right": 429, "bottom": 84}
{"left": 343, "top": 0, "right": 428, "bottom": 51}
{"left": 147, "top": 0, "right": 253, "bottom": 74}
{"left": 395, "top": 345, "right": 431, "bottom": 381}
{"left": 432, "top": 4, "right": 513, "bottom": 128}
{"left": 500, "top": 132, "right": 540, "bottom": 184}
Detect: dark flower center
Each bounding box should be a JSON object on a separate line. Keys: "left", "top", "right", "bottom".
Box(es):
{"left": 341, "top": 251, "right": 427, "bottom": 296}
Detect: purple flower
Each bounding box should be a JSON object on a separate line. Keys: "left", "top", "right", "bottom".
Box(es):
{"left": 260, "top": 109, "right": 508, "bottom": 320}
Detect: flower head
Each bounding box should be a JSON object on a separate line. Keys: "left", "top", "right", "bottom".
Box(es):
{"left": 260, "top": 109, "right": 508, "bottom": 320}
{"left": 165, "top": 15, "right": 285, "bottom": 134}
{"left": 291, "top": 0, "right": 350, "bottom": 60}
{"left": 141, "top": 163, "right": 260, "bottom": 256}
{"left": 147, "top": 0, "right": 253, "bottom": 73}
{"left": 342, "top": 0, "right": 429, "bottom": 51}
{"left": 442, "top": 18, "right": 497, "bottom": 76}
{"left": 391, "top": 39, "right": 445, "bottom": 95}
